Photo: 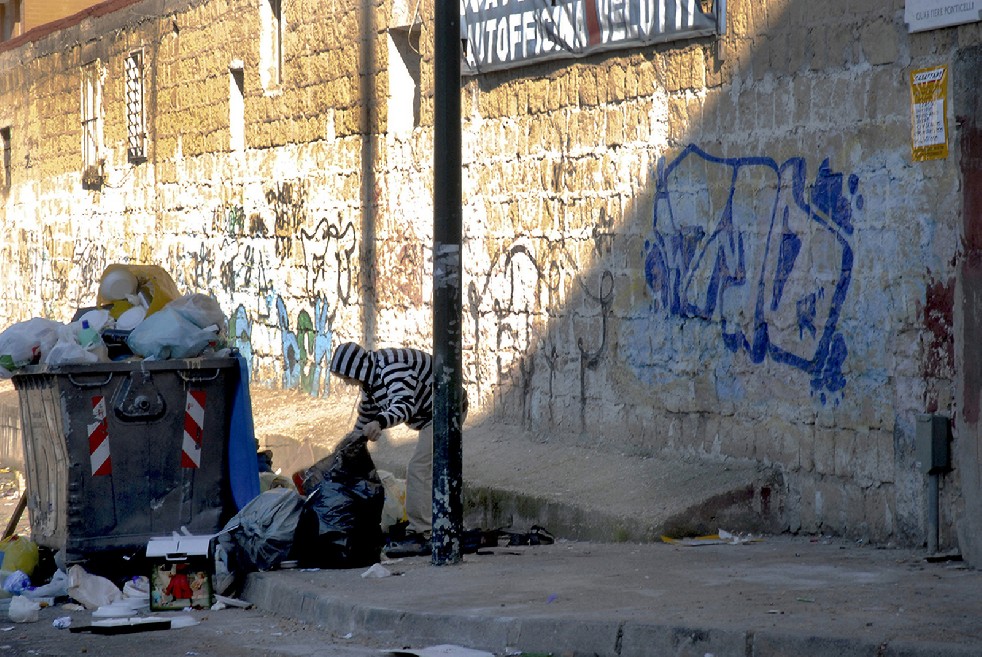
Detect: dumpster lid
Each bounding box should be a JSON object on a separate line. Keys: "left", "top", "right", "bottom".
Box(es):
{"left": 13, "top": 355, "right": 238, "bottom": 378}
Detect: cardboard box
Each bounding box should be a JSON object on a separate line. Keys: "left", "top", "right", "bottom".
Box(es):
{"left": 146, "top": 535, "right": 214, "bottom": 611}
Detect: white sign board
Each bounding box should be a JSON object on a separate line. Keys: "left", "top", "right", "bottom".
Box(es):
{"left": 461, "top": 0, "right": 722, "bottom": 75}
{"left": 906, "top": 0, "right": 982, "bottom": 33}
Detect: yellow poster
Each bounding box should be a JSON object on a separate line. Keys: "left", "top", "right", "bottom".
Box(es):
{"left": 910, "top": 65, "right": 948, "bottom": 162}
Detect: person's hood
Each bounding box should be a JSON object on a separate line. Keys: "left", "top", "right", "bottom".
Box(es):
{"left": 330, "top": 342, "right": 372, "bottom": 383}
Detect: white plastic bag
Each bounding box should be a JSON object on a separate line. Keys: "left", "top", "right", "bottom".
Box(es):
{"left": 8, "top": 595, "right": 40, "bottom": 623}
{"left": 126, "top": 307, "right": 219, "bottom": 360}
{"left": 23, "top": 569, "right": 68, "bottom": 600}
{"left": 67, "top": 564, "right": 123, "bottom": 610}
{"left": 122, "top": 576, "right": 149, "bottom": 599}
{"left": 43, "top": 323, "right": 108, "bottom": 366}
{"left": 167, "top": 293, "right": 227, "bottom": 332}
{"left": 0, "top": 318, "right": 61, "bottom": 376}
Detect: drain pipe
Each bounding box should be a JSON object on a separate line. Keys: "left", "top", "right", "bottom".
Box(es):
{"left": 915, "top": 414, "right": 951, "bottom": 554}
{"left": 927, "top": 469, "right": 940, "bottom": 554}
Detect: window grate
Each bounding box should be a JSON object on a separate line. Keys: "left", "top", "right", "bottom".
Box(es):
{"left": 125, "top": 51, "right": 146, "bottom": 163}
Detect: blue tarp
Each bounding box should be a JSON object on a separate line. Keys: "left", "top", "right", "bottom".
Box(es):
{"left": 228, "top": 353, "right": 261, "bottom": 509}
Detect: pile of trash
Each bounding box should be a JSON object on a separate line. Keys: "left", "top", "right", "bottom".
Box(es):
{"left": 221, "top": 431, "right": 391, "bottom": 579}
{"left": 0, "top": 264, "right": 228, "bottom": 375}
{"left": 0, "top": 532, "right": 249, "bottom": 629}
{"left": 0, "top": 431, "right": 400, "bottom": 624}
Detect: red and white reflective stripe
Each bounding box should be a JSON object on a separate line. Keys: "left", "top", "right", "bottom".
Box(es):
{"left": 88, "top": 396, "right": 111, "bottom": 476}
{"left": 182, "top": 390, "right": 206, "bottom": 468}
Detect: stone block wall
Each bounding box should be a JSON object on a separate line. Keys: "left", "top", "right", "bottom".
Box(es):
{"left": 0, "top": 0, "right": 976, "bottom": 551}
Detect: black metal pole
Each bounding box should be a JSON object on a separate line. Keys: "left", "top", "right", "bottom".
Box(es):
{"left": 431, "top": 0, "right": 463, "bottom": 565}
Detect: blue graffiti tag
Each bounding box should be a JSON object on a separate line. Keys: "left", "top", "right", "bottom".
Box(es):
{"left": 643, "top": 145, "right": 858, "bottom": 397}
{"left": 275, "top": 296, "right": 334, "bottom": 397}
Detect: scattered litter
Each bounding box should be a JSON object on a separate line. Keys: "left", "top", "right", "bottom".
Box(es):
{"left": 92, "top": 602, "right": 137, "bottom": 618}
{"left": 67, "top": 565, "right": 123, "bottom": 610}
{"left": 2, "top": 570, "right": 32, "bottom": 595}
{"left": 60, "top": 604, "right": 84, "bottom": 612}
{"left": 766, "top": 609, "right": 783, "bottom": 615}
{"left": 214, "top": 595, "right": 252, "bottom": 609}
{"left": 546, "top": 594, "right": 558, "bottom": 603}
{"left": 122, "top": 576, "right": 149, "bottom": 599}
{"left": 385, "top": 645, "right": 496, "bottom": 657}
{"left": 7, "top": 596, "right": 40, "bottom": 623}
{"left": 210, "top": 602, "right": 227, "bottom": 611}
{"left": 342, "top": 632, "right": 353, "bottom": 639}
{"left": 361, "top": 564, "right": 393, "bottom": 579}
{"left": 0, "top": 536, "right": 39, "bottom": 576}
{"left": 52, "top": 617, "right": 72, "bottom": 629}
{"left": 796, "top": 597, "right": 815, "bottom": 603}
{"left": 661, "top": 529, "right": 761, "bottom": 546}
{"left": 23, "top": 570, "right": 68, "bottom": 600}
{"left": 169, "top": 615, "right": 200, "bottom": 629}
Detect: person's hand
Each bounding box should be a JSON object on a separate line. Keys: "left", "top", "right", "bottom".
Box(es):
{"left": 362, "top": 421, "right": 382, "bottom": 441}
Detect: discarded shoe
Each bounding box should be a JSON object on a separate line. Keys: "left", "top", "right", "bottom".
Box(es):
{"left": 500, "top": 525, "right": 555, "bottom": 546}
{"left": 384, "top": 533, "right": 431, "bottom": 558}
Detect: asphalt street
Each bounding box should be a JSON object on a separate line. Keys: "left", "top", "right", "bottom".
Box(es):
{"left": 0, "top": 604, "right": 392, "bottom": 657}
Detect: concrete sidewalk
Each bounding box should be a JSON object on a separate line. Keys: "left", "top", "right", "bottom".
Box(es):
{"left": 242, "top": 535, "right": 981, "bottom": 657}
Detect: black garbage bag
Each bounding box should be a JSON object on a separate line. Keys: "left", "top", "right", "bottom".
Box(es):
{"left": 218, "top": 487, "right": 304, "bottom": 573}
{"left": 291, "top": 435, "right": 384, "bottom": 569}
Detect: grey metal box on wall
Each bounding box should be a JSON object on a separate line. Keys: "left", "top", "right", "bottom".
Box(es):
{"left": 915, "top": 413, "right": 950, "bottom": 475}
{"left": 12, "top": 357, "right": 239, "bottom": 562}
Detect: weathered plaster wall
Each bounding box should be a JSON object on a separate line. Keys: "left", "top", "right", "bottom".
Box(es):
{"left": 0, "top": 0, "right": 974, "bottom": 551}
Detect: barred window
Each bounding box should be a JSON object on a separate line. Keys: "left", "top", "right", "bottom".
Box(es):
{"left": 125, "top": 50, "right": 146, "bottom": 163}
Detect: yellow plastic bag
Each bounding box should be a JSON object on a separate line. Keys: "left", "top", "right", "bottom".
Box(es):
{"left": 96, "top": 264, "right": 181, "bottom": 319}
{"left": 378, "top": 470, "right": 408, "bottom": 531}
{"left": 0, "top": 535, "right": 39, "bottom": 577}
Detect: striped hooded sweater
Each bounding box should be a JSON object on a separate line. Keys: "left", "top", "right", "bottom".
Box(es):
{"left": 330, "top": 342, "right": 434, "bottom": 432}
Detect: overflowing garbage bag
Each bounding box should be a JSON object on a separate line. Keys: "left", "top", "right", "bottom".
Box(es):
{"left": 291, "top": 433, "right": 385, "bottom": 569}
{"left": 218, "top": 488, "right": 304, "bottom": 574}
{"left": 0, "top": 318, "right": 60, "bottom": 376}
{"left": 0, "top": 264, "right": 229, "bottom": 376}
{"left": 127, "top": 293, "right": 226, "bottom": 360}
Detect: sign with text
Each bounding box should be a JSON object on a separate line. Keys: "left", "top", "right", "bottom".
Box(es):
{"left": 461, "top": 0, "right": 721, "bottom": 75}
{"left": 905, "top": 0, "right": 982, "bottom": 33}
{"left": 910, "top": 65, "right": 948, "bottom": 162}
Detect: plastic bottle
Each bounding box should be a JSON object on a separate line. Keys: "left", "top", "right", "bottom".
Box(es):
{"left": 78, "top": 320, "right": 99, "bottom": 348}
